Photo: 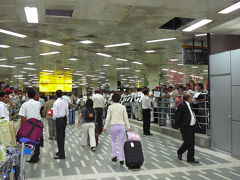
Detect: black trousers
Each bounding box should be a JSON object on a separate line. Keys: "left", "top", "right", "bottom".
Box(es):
{"left": 56, "top": 116, "right": 67, "bottom": 157}
{"left": 142, "top": 109, "right": 151, "bottom": 134}
{"left": 177, "top": 126, "right": 195, "bottom": 161}
{"left": 94, "top": 108, "right": 103, "bottom": 134}
{"left": 30, "top": 136, "right": 44, "bottom": 161}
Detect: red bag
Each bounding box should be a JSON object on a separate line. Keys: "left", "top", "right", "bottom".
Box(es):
{"left": 17, "top": 118, "right": 44, "bottom": 141}
{"left": 47, "top": 108, "right": 54, "bottom": 116}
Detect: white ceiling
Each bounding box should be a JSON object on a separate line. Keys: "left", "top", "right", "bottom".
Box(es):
{"left": 0, "top": 0, "right": 239, "bottom": 88}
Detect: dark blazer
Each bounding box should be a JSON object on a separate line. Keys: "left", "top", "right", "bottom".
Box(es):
{"left": 175, "top": 101, "right": 193, "bottom": 128}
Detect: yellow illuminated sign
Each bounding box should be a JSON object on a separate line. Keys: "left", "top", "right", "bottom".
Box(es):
{"left": 39, "top": 71, "right": 72, "bottom": 92}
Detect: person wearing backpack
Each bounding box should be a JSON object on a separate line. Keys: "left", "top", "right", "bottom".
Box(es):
{"left": 77, "top": 99, "right": 96, "bottom": 151}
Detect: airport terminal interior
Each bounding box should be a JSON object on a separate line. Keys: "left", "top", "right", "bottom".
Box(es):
{"left": 1, "top": 0, "right": 240, "bottom": 179}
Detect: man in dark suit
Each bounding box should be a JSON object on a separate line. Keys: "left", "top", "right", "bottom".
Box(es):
{"left": 175, "top": 94, "right": 199, "bottom": 163}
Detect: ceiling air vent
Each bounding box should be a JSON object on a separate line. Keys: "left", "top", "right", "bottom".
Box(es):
{"left": 159, "top": 17, "right": 195, "bottom": 30}
{"left": 45, "top": 9, "right": 73, "bottom": 17}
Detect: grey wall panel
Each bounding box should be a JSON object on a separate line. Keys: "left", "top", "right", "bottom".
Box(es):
{"left": 232, "top": 121, "right": 240, "bottom": 156}
{"left": 232, "top": 86, "right": 240, "bottom": 121}
{"left": 210, "top": 75, "right": 232, "bottom": 152}
{"left": 210, "top": 51, "right": 231, "bottom": 75}
{"left": 231, "top": 49, "right": 240, "bottom": 85}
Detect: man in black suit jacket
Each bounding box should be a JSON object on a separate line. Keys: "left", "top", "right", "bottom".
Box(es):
{"left": 175, "top": 94, "right": 199, "bottom": 163}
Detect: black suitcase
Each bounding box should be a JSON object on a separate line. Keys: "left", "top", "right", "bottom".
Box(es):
{"left": 124, "top": 140, "right": 144, "bottom": 169}
{"left": 69, "top": 108, "right": 75, "bottom": 125}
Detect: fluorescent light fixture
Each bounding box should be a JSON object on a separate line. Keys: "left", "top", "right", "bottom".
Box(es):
{"left": 27, "top": 63, "right": 35, "bottom": 65}
{"left": 27, "top": 74, "right": 37, "bottom": 76}
{"left": 16, "top": 77, "right": 26, "bottom": 80}
{"left": 135, "top": 70, "right": 141, "bottom": 72}
{"left": 116, "top": 67, "right": 130, "bottom": 70}
{"left": 161, "top": 68, "right": 169, "bottom": 71}
{"left": 63, "top": 68, "right": 70, "bottom": 70}
{"left": 69, "top": 58, "right": 78, "bottom": 61}
{"left": 39, "top": 40, "right": 63, "bottom": 46}
{"left": 104, "top": 42, "right": 130, "bottom": 48}
{"left": 23, "top": 67, "right": 36, "bottom": 71}
{"left": 145, "top": 50, "right": 155, "bottom": 53}
{"left": 14, "top": 56, "right": 31, "bottom": 60}
{"left": 169, "top": 59, "right": 178, "bottom": 62}
{"left": 170, "top": 70, "right": 177, "bottom": 73}
{"left": 96, "top": 53, "right": 112, "bottom": 57}
{"left": 192, "top": 66, "right": 198, "bottom": 68}
{"left": 40, "top": 51, "right": 60, "bottom": 56}
{"left": 182, "top": 19, "right": 213, "bottom": 32}
{"left": 177, "top": 64, "right": 184, "bottom": 66}
{"left": 42, "top": 70, "right": 54, "bottom": 72}
{"left": 121, "top": 79, "right": 128, "bottom": 81}
{"left": 132, "top": 61, "right": 143, "bottom": 65}
{"left": 178, "top": 72, "right": 184, "bottom": 75}
{"left": 218, "top": 1, "right": 240, "bottom": 14}
{"left": 163, "top": 75, "right": 170, "bottom": 77}
{"left": 99, "top": 76, "right": 105, "bottom": 79}
{"left": 86, "top": 75, "right": 95, "bottom": 77}
{"left": 0, "top": 45, "right": 10, "bottom": 48}
{"left": 103, "top": 64, "right": 110, "bottom": 67}
{"left": 203, "top": 69, "right": 208, "bottom": 72}
{"left": 0, "top": 58, "right": 7, "bottom": 61}
{"left": 146, "top": 38, "right": 176, "bottom": 43}
{"left": 73, "top": 73, "right": 83, "bottom": 76}
{"left": 0, "top": 65, "right": 15, "bottom": 68}
{"left": 0, "top": 29, "right": 27, "bottom": 38}
{"left": 195, "top": 33, "right": 207, "bottom": 37}
{"left": 24, "top": 7, "right": 38, "bottom": 23}
{"left": 13, "top": 75, "right": 23, "bottom": 78}
{"left": 80, "top": 40, "right": 93, "bottom": 44}
{"left": 116, "top": 58, "right": 128, "bottom": 62}
{"left": 99, "top": 72, "right": 105, "bottom": 74}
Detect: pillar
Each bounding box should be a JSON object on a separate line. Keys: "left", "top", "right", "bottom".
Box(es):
{"left": 146, "top": 66, "right": 160, "bottom": 90}
{"left": 109, "top": 71, "right": 118, "bottom": 91}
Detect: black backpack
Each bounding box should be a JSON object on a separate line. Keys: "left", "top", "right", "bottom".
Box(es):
{"left": 84, "top": 108, "right": 95, "bottom": 122}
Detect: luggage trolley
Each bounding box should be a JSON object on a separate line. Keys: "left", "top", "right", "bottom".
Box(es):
{"left": 18, "top": 138, "right": 39, "bottom": 180}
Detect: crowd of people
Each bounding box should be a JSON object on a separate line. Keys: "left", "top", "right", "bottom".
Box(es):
{"left": 0, "top": 79, "right": 208, "bottom": 165}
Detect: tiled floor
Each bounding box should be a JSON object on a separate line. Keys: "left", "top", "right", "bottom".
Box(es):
{"left": 27, "top": 119, "right": 240, "bottom": 180}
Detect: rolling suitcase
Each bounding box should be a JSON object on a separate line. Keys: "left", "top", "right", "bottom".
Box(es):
{"left": 69, "top": 108, "right": 75, "bottom": 125}
{"left": 124, "top": 132, "right": 144, "bottom": 169}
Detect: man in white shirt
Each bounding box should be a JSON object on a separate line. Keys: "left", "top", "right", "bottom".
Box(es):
{"left": 19, "top": 88, "right": 42, "bottom": 163}
{"left": 0, "top": 91, "right": 10, "bottom": 121}
{"left": 62, "top": 93, "right": 71, "bottom": 107}
{"left": 92, "top": 89, "right": 105, "bottom": 134}
{"left": 175, "top": 94, "right": 199, "bottom": 164}
{"left": 141, "top": 89, "right": 152, "bottom": 136}
{"left": 53, "top": 90, "right": 69, "bottom": 159}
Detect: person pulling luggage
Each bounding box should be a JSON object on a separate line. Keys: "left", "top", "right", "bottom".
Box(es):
{"left": 103, "top": 93, "right": 131, "bottom": 165}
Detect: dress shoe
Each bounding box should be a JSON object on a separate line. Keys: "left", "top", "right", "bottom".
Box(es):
{"left": 120, "top": 161, "right": 124, "bottom": 165}
{"left": 187, "top": 160, "right": 199, "bottom": 164}
{"left": 54, "top": 156, "right": 65, "bottom": 160}
{"left": 26, "top": 159, "right": 39, "bottom": 163}
{"left": 111, "top": 156, "right": 117, "bottom": 162}
{"left": 177, "top": 153, "right": 182, "bottom": 160}
{"left": 144, "top": 133, "right": 153, "bottom": 136}
{"left": 55, "top": 152, "right": 60, "bottom": 156}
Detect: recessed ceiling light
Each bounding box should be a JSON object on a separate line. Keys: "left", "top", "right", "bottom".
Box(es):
{"left": 0, "top": 58, "right": 7, "bottom": 61}
{"left": 14, "top": 56, "right": 31, "bottom": 60}
{"left": 116, "top": 58, "right": 128, "bottom": 62}
{"left": 24, "top": 7, "right": 38, "bottom": 23}
{"left": 40, "top": 51, "right": 60, "bottom": 56}
{"left": 39, "top": 40, "right": 63, "bottom": 46}
{"left": 0, "top": 45, "right": 10, "bottom": 48}
{"left": 145, "top": 50, "right": 155, "bottom": 53}
{"left": 195, "top": 33, "right": 207, "bottom": 37}
{"left": 27, "top": 63, "right": 35, "bottom": 65}
{"left": 218, "top": 1, "right": 240, "bottom": 14}
{"left": 0, "top": 65, "right": 15, "bottom": 68}
{"left": 192, "top": 66, "right": 198, "bottom": 68}
{"left": 169, "top": 59, "right": 178, "bottom": 62}
{"left": 23, "top": 67, "right": 36, "bottom": 71}
{"left": 104, "top": 42, "right": 131, "bottom": 48}
{"left": 161, "top": 68, "right": 169, "bottom": 71}
{"left": 69, "top": 58, "right": 78, "bottom": 61}
{"left": 116, "top": 67, "right": 130, "bottom": 70}
{"left": 80, "top": 40, "right": 93, "bottom": 44}
{"left": 182, "top": 19, "right": 213, "bottom": 32}
{"left": 146, "top": 38, "right": 176, "bottom": 43}
{"left": 0, "top": 29, "right": 27, "bottom": 38}
{"left": 177, "top": 64, "right": 184, "bottom": 66}
{"left": 96, "top": 53, "right": 112, "bottom": 57}
{"left": 132, "top": 61, "right": 143, "bottom": 65}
